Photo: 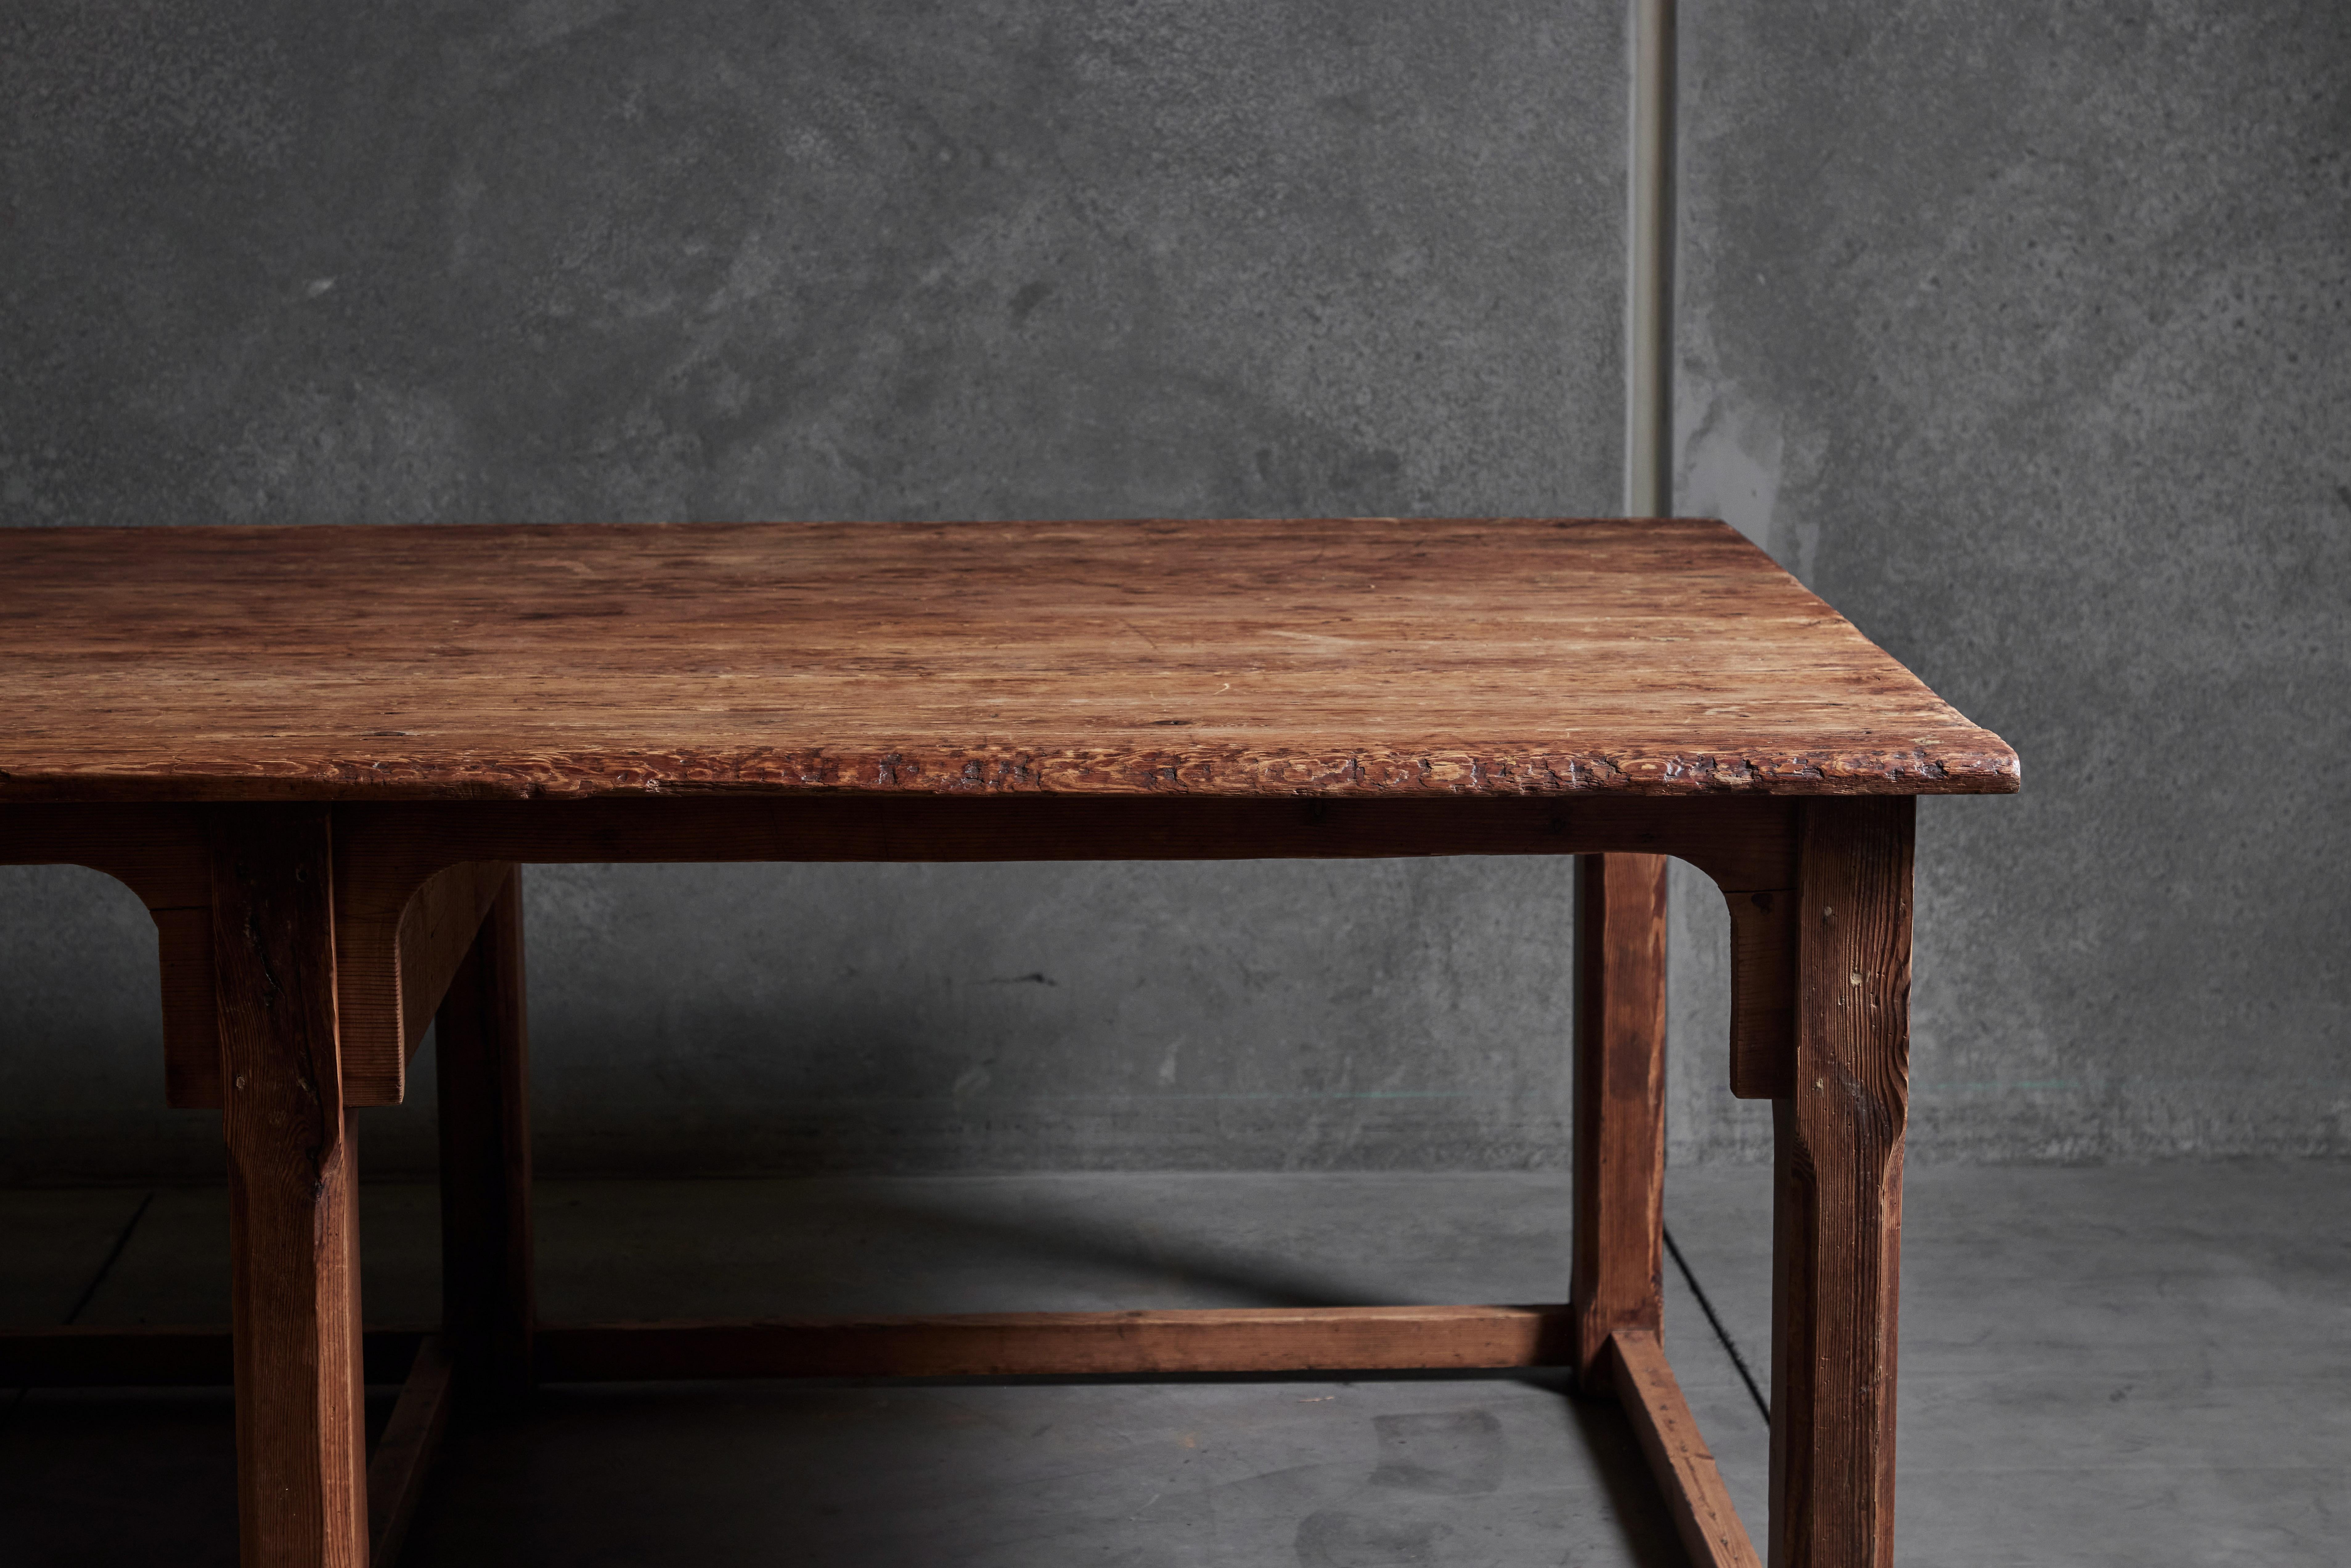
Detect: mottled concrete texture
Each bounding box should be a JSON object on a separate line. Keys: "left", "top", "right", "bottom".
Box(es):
{"left": 1668, "top": 1, "right": 2351, "bottom": 1163}
{"left": 0, "top": 2, "right": 1623, "bottom": 1177}
{"left": 510, "top": 859, "right": 1588, "bottom": 1178}
{"left": 2, "top": 1, "right": 1623, "bottom": 527}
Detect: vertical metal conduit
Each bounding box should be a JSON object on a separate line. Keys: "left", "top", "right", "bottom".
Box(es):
{"left": 1627, "top": 0, "right": 1676, "bottom": 517}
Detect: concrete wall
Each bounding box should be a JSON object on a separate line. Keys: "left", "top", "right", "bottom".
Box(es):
{"left": 4, "top": 3, "right": 2342, "bottom": 1180}
{"left": 1666, "top": 1, "right": 2351, "bottom": 1163}
{"left": 0, "top": 1, "right": 1625, "bottom": 1179}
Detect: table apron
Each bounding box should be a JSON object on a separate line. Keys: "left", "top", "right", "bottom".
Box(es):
{"left": 0, "top": 792, "right": 1801, "bottom": 1108}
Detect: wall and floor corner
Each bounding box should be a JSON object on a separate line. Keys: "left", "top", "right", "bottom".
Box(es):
{"left": 1, "top": 2, "right": 2345, "bottom": 1182}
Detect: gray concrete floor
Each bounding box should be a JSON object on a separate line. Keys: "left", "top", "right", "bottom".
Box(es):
{"left": 1, "top": 1163, "right": 2344, "bottom": 1565}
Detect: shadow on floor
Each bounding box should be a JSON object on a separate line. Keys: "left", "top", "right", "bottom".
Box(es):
{"left": 1, "top": 1174, "right": 1688, "bottom": 1568}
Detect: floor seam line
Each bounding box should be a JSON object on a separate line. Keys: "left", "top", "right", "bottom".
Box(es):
{"left": 62, "top": 1188, "right": 156, "bottom": 1328}
{"left": 0, "top": 1188, "right": 156, "bottom": 1437}
{"left": 1663, "top": 1221, "right": 1769, "bottom": 1425}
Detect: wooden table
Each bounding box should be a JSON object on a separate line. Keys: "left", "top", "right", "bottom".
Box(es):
{"left": 0, "top": 517, "right": 2016, "bottom": 1567}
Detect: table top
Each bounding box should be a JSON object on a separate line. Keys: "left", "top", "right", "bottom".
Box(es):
{"left": 0, "top": 518, "right": 2017, "bottom": 802}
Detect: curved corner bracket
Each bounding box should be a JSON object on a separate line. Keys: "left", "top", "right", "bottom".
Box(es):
{"left": 1720, "top": 885, "right": 1795, "bottom": 1099}
{"left": 1667, "top": 799, "right": 1800, "bottom": 1101}
{"left": 0, "top": 804, "right": 512, "bottom": 1113}
{"left": 0, "top": 804, "right": 221, "bottom": 1111}
{"left": 336, "top": 857, "right": 516, "bottom": 1110}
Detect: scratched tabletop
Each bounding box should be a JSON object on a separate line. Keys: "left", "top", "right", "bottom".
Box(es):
{"left": 0, "top": 518, "right": 2018, "bottom": 801}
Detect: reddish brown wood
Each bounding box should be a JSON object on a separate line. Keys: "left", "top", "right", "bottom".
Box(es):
{"left": 158, "top": 904, "right": 227, "bottom": 1107}
{"left": 365, "top": 1335, "right": 454, "bottom": 1568}
{"left": 533, "top": 1305, "right": 1576, "bottom": 1381}
{"left": 1769, "top": 797, "right": 1914, "bottom": 1568}
{"left": 166, "top": 857, "right": 510, "bottom": 1111}
{"left": 0, "top": 519, "right": 2019, "bottom": 804}
{"left": 434, "top": 868, "right": 536, "bottom": 1408}
{"left": 318, "top": 791, "right": 1800, "bottom": 1103}
{"left": 1727, "top": 884, "right": 1798, "bottom": 1098}
{"left": 0, "top": 1325, "right": 429, "bottom": 1387}
{"left": 331, "top": 790, "right": 1801, "bottom": 886}
{"left": 0, "top": 1307, "right": 1568, "bottom": 1383}
{"left": 161, "top": 863, "right": 505, "bottom": 1112}
{"left": 210, "top": 804, "right": 369, "bottom": 1568}
{"left": 1612, "top": 1327, "right": 1763, "bottom": 1568}
{"left": 0, "top": 803, "right": 222, "bottom": 1107}
{"left": 0, "top": 803, "right": 211, "bottom": 902}
{"left": 6, "top": 790, "right": 1803, "bottom": 1112}
{"left": 1571, "top": 853, "right": 1669, "bottom": 1395}
{"left": 397, "top": 861, "right": 514, "bottom": 1060}
{"left": 0, "top": 523, "right": 2003, "bottom": 1568}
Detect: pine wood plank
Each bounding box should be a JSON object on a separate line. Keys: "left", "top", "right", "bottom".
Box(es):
{"left": 0, "top": 518, "right": 2018, "bottom": 803}
{"left": 0, "top": 803, "right": 223, "bottom": 1107}
{"left": 157, "top": 856, "right": 508, "bottom": 1112}
{"left": 319, "top": 791, "right": 1802, "bottom": 1104}
{"left": 210, "top": 804, "right": 369, "bottom": 1568}
{"left": 1727, "top": 884, "right": 1798, "bottom": 1098}
{"left": 396, "top": 861, "right": 514, "bottom": 1060}
{"left": 1770, "top": 797, "right": 1914, "bottom": 1568}
{"left": 329, "top": 791, "right": 1803, "bottom": 886}
{"left": 434, "top": 869, "right": 536, "bottom": 1409}
{"left": 531, "top": 1305, "right": 1575, "bottom": 1381}
{"left": 1570, "top": 852, "right": 1669, "bottom": 1394}
{"left": 0, "top": 1308, "right": 1566, "bottom": 1384}
{"left": 157, "top": 904, "right": 227, "bottom": 1108}
{"left": 365, "top": 1336, "right": 454, "bottom": 1568}
{"left": 2, "top": 787, "right": 1806, "bottom": 1111}
{"left": 1611, "top": 1327, "right": 1763, "bottom": 1568}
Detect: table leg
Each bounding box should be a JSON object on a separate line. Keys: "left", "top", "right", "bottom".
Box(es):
{"left": 1570, "top": 852, "right": 1669, "bottom": 1396}
{"left": 435, "top": 866, "right": 536, "bottom": 1408}
{"left": 211, "top": 805, "right": 369, "bottom": 1568}
{"left": 1769, "top": 798, "right": 1914, "bottom": 1568}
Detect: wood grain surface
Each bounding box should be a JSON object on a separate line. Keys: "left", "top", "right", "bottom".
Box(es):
{"left": 1771, "top": 797, "right": 1915, "bottom": 1568}
{"left": 1570, "top": 852, "right": 1669, "bottom": 1394}
{"left": 317, "top": 790, "right": 1796, "bottom": 1106}
{"left": 394, "top": 860, "right": 514, "bottom": 1060}
{"left": 0, "top": 790, "right": 1806, "bottom": 1110}
{"left": 1611, "top": 1327, "right": 1763, "bottom": 1568}
{"left": 0, "top": 1307, "right": 1568, "bottom": 1383}
{"left": 0, "top": 519, "right": 2017, "bottom": 802}
{"left": 210, "top": 805, "right": 369, "bottom": 1568}
{"left": 529, "top": 1305, "right": 1576, "bottom": 1381}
